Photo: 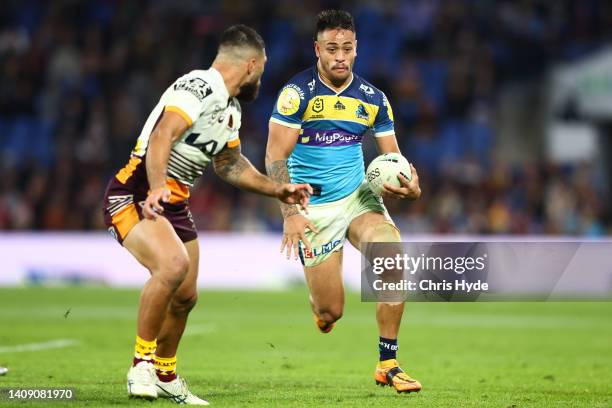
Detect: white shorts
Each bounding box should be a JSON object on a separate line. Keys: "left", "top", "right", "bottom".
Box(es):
{"left": 298, "top": 182, "right": 395, "bottom": 267}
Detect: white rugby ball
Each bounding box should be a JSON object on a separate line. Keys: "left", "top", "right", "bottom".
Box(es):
{"left": 366, "top": 153, "right": 412, "bottom": 196}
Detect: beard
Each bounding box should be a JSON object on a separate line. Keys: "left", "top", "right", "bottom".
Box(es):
{"left": 328, "top": 65, "right": 352, "bottom": 86}
{"left": 236, "top": 80, "right": 260, "bottom": 102}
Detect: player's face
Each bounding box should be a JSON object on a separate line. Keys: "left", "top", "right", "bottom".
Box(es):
{"left": 315, "top": 29, "right": 356, "bottom": 86}
{"left": 237, "top": 52, "right": 266, "bottom": 102}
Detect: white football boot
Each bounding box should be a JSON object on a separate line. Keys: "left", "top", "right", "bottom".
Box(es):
{"left": 156, "top": 375, "right": 209, "bottom": 405}
{"left": 0, "top": 367, "right": 7, "bottom": 376}
{"left": 127, "top": 361, "right": 157, "bottom": 400}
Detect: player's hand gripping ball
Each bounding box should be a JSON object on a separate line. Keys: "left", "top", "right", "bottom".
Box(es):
{"left": 366, "top": 153, "right": 412, "bottom": 196}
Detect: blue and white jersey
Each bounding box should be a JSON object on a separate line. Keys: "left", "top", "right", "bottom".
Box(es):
{"left": 270, "top": 67, "right": 395, "bottom": 204}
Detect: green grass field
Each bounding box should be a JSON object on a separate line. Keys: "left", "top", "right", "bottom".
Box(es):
{"left": 0, "top": 287, "right": 610, "bottom": 407}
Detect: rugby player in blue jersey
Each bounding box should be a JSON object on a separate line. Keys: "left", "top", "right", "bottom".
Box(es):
{"left": 265, "top": 10, "right": 422, "bottom": 393}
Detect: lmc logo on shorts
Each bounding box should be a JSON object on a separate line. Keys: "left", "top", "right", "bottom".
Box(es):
{"left": 303, "top": 239, "right": 342, "bottom": 258}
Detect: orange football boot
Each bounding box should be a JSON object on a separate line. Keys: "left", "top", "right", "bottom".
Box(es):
{"left": 374, "top": 359, "right": 422, "bottom": 393}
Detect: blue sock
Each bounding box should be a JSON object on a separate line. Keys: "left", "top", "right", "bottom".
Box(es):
{"left": 379, "top": 337, "right": 398, "bottom": 361}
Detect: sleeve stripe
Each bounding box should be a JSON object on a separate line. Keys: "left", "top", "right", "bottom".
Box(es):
{"left": 165, "top": 105, "right": 193, "bottom": 126}
{"left": 270, "top": 117, "right": 302, "bottom": 129}
{"left": 227, "top": 138, "right": 240, "bottom": 148}
{"left": 374, "top": 130, "right": 395, "bottom": 138}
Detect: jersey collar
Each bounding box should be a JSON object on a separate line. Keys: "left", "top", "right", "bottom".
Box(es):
{"left": 209, "top": 67, "right": 230, "bottom": 100}
{"left": 316, "top": 67, "right": 354, "bottom": 96}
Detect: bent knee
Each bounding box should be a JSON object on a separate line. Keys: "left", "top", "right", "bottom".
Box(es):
{"left": 368, "top": 222, "right": 401, "bottom": 243}
{"left": 317, "top": 307, "right": 343, "bottom": 324}
{"left": 157, "top": 253, "right": 190, "bottom": 289}
{"left": 170, "top": 292, "right": 198, "bottom": 314}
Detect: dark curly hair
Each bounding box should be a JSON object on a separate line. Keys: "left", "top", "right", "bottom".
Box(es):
{"left": 315, "top": 10, "right": 355, "bottom": 38}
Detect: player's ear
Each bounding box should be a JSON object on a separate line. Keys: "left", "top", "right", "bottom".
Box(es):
{"left": 314, "top": 40, "right": 321, "bottom": 58}
{"left": 354, "top": 39, "right": 358, "bottom": 57}
{"left": 247, "top": 58, "right": 256, "bottom": 75}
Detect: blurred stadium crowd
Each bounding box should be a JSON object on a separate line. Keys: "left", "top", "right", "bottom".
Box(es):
{"left": 1, "top": 0, "right": 611, "bottom": 235}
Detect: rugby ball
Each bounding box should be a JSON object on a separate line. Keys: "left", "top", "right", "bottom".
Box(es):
{"left": 366, "top": 153, "right": 412, "bottom": 196}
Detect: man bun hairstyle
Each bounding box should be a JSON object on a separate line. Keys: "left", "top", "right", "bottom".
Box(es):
{"left": 218, "top": 24, "right": 265, "bottom": 53}
{"left": 315, "top": 9, "right": 355, "bottom": 38}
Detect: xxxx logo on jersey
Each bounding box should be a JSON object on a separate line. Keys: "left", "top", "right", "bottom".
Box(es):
{"left": 277, "top": 86, "right": 302, "bottom": 115}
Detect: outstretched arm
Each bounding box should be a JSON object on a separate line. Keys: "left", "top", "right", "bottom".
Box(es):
{"left": 213, "top": 142, "right": 312, "bottom": 208}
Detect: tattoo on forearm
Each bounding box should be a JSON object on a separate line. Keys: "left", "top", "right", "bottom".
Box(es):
{"left": 213, "top": 146, "right": 250, "bottom": 185}
{"left": 266, "top": 159, "right": 299, "bottom": 218}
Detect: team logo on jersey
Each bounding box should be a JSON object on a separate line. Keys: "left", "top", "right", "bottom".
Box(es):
{"left": 356, "top": 104, "right": 369, "bottom": 120}
{"left": 174, "top": 77, "right": 212, "bottom": 101}
{"left": 210, "top": 104, "right": 225, "bottom": 124}
{"left": 277, "top": 87, "right": 301, "bottom": 116}
{"left": 334, "top": 100, "right": 346, "bottom": 110}
{"left": 312, "top": 97, "right": 324, "bottom": 113}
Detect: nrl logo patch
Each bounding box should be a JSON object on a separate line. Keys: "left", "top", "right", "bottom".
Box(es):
{"left": 312, "top": 97, "right": 324, "bottom": 113}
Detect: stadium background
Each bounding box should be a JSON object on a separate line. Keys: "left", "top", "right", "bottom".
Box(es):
{"left": 1, "top": 0, "right": 611, "bottom": 235}
{"left": 1, "top": 1, "right": 611, "bottom": 407}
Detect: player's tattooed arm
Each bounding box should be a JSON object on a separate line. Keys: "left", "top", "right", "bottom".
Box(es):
{"left": 266, "top": 121, "right": 303, "bottom": 219}
{"left": 213, "top": 144, "right": 312, "bottom": 211}
{"left": 265, "top": 159, "right": 299, "bottom": 219}
{"left": 213, "top": 143, "right": 257, "bottom": 188}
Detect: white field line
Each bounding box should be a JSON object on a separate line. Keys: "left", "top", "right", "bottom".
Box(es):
{"left": 0, "top": 339, "right": 80, "bottom": 354}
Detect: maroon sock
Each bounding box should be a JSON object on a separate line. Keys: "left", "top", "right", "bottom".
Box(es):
{"left": 156, "top": 370, "right": 177, "bottom": 382}
{"left": 132, "top": 357, "right": 152, "bottom": 367}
